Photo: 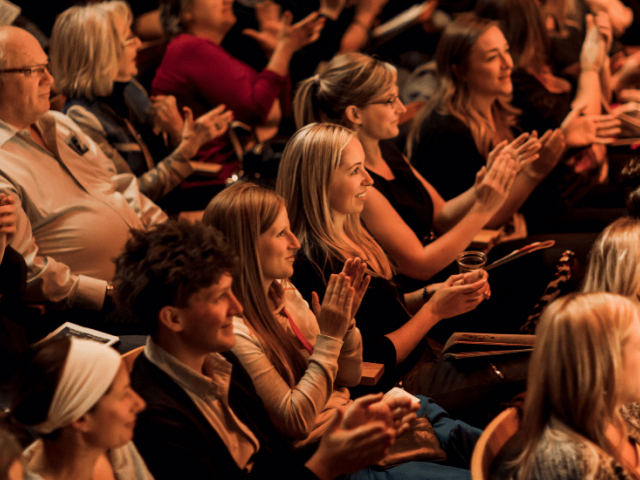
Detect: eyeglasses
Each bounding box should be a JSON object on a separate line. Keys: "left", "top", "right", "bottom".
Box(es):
{"left": 0, "top": 63, "right": 49, "bottom": 78}
{"left": 368, "top": 95, "right": 400, "bottom": 107}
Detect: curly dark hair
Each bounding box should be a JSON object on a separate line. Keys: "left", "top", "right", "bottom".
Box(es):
{"left": 113, "top": 220, "right": 238, "bottom": 335}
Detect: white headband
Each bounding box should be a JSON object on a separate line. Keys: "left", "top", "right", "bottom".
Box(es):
{"left": 33, "top": 338, "right": 122, "bottom": 434}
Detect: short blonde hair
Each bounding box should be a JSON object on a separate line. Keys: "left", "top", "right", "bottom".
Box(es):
{"left": 50, "top": 1, "right": 132, "bottom": 98}
{"left": 582, "top": 217, "right": 640, "bottom": 300}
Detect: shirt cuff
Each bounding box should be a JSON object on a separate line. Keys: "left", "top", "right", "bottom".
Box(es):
{"left": 72, "top": 275, "right": 108, "bottom": 310}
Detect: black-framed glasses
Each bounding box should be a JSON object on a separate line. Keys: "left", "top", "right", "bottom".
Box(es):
{"left": 0, "top": 63, "right": 49, "bottom": 78}
{"left": 368, "top": 95, "right": 400, "bottom": 107}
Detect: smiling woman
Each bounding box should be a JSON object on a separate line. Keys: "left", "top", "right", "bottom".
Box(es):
{"left": 9, "top": 337, "right": 152, "bottom": 480}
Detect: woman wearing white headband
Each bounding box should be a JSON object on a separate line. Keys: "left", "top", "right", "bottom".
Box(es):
{"left": 9, "top": 337, "right": 151, "bottom": 480}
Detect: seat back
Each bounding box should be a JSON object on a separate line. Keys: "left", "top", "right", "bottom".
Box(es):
{"left": 471, "top": 407, "right": 520, "bottom": 480}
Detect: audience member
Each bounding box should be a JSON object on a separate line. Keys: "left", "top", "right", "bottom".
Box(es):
{"left": 295, "top": 51, "right": 533, "bottom": 287}
{"left": 582, "top": 216, "right": 640, "bottom": 298}
{"left": 490, "top": 293, "right": 640, "bottom": 480}
{"left": 115, "top": 220, "right": 397, "bottom": 480}
{"left": 203, "top": 182, "right": 483, "bottom": 479}
{"left": 50, "top": 1, "right": 232, "bottom": 208}
{"left": 276, "top": 123, "right": 489, "bottom": 390}
{"left": 151, "top": 0, "right": 324, "bottom": 180}
{"left": 203, "top": 182, "right": 365, "bottom": 445}
{"left": 9, "top": 337, "right": 151, "bottom": 480}
{"left": 410, "top": 12, "right": 622, "bottom": 234}
{"left": 0, "top": 27, "right": 166, "bottom": 325}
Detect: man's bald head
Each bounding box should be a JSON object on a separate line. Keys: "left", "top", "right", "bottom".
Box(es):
{"left": 0, "top": 26, "right": 40, "bottom": 71}
{"left": 0, "top": 26, "right": 53, "bottom": 129}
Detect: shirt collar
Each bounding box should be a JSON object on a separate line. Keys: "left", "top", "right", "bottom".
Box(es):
{"left": 145, "top": 338, "right": 234, "bottom": 406}
{"left": 0, "top": 117, "right": 21, "bottom": 147}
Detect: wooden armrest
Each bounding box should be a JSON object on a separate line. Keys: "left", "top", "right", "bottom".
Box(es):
{"left": 470, "top": 229, "right": 502, "bottom": 252}
{"left": 360, "top": 362, "right": 384, "bottom": 386}
{"left": 178, "top": 210, "right": 204, "bottom": 223}
{"left": 190, "top": 161, "right": 223, "bottom": 177}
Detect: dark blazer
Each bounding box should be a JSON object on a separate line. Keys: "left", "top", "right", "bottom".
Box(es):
{"left": 131, "top": 350, "right": 320, "bottom": 480}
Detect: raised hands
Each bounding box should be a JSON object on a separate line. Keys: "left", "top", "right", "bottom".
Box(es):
{"left": 425, "top": 270, "right": 490, "bottom": 321}
{"left": 311, "top": 273, "right": 355, "bottom": 340}
{"left": 522, "top": 129, "right": 565, "bottom": 181}
{"left": 341, "top": 257, "right": 371, "bottom": 318}
{"left": 473, "top": 152, "right": 517, "bottom": 214}
{"left": 308, "top": 399, "right": 395, "bottom": 479}
{"left": 242, "top": 0, "right": 283, "bottom": 54}
{"left": 488, "top": 132, "right": 541, "bottom": 172}
{"left": 280, "top": 11, "right": 325, "bottom": 53}
{"left": 150, "top": 94, "right": 184, "bottom": 143}
{"left": 581, "top": 14, "right": 608, "bottom": 73}
{"left": 177, "top": 105, "right": 234, "bottom": 160}
{"left": 0, "top": 194, "right": 16, "bottom": 242}
{"left": 560, "top": 103, "right": 620, "bottom": 148}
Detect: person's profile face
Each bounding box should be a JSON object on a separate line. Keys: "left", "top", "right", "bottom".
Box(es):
{"left": 175, "top": 273, "right": 243, "bottom": 354}
{"left": 81, "top": 362, "right": 146, "bottom": 450}
{"left": 464, "top": 26, "right": 513, "bottom": 100}
{"left": 327, "top": 138, "right": 372, "bottom": 218}
{"left": 0, "top": 32, "right": 53, "bottom": 127}
{"left": 257, "top": 205, "right": 300, "bottom": 284}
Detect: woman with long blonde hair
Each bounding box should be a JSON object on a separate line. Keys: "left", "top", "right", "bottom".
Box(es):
{"left": 491, "top": 292, "right": 640, "bottom": 480}
{"left": 582, "top": 216, "right": 640, "bottom": 299}
{"left": 276, "top": 122, "right": 491, "bottom": 389}
{"left": 294, "top": 50, "right": 527, "bottom": 288}
{"left": 203, "top": 181, "right": 484, "bottom": 480}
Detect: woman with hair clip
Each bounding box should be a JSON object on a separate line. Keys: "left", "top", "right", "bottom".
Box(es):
{"left": 202, "top": 181, "right": 483, "bottom": 480}
{"left": 491, "top": 292, "right": 640, "bottom": 480}
{"left": 8, "top": 337, "right": 150, "bottom": 480}
{"left": 50, "top": 1, "right": 232, "bottom": 208}
{"left": 275, "top": 122, "right": 495, "bottom": 390}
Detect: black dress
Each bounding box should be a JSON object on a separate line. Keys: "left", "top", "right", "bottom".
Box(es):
{"left": 292, "top": 246, "right": 429, "bottom": 393}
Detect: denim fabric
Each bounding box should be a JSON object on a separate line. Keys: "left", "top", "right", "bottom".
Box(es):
{"left": 346, "top": 396, "right": 481, "bottom": 480}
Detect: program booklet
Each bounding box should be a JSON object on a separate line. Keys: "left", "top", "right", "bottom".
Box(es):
{"left": 39, "top": 322, "right": 119, "bottom": 346}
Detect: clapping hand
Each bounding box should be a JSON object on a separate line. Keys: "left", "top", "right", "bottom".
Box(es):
{"left": 341, "top": 257, "right": 371, "bottom": 318}
{"left": 150, "top": 94, "right": 184, "bottom": 143}
{"left": 488, "top": 132, "right": 541, "bottom": 172}
{"left": 242, "top": 0, "right": 283, "bottom": 55}
{"left": 473, "top": 152, "right": 517, "bottom": 214}
{"left": 522, "top": 129, "right": 565, "bottom": 181}
{"left": 178, "top": 105, "right": 234, "bottom": 159}
{"left": 581, "top": 14, "right": 607, "bottom": 72}
{"left": 311, "top": 273, "right": 355, "bottom": 340}
{"left": 310, "top": 400, "right": 394, "bottom": 477}
{"left": 560, "top": 103, "right": 620, "bottom": 148}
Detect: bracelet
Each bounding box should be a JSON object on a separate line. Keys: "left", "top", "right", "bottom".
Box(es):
{"left": 105, "top": 283, "right": 114, "bottom": 304}
{"left": 422, "top": 285, "right": 433, "bottom": 302}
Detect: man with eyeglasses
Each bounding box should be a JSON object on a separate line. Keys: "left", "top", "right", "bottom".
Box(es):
{"left": 0, "top": 26, "right": 166, "bottom": 335}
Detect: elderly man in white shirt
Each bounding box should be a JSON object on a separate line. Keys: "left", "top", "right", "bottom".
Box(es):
{"left": 0, "top": 26, "right": 166, "bottom": 324}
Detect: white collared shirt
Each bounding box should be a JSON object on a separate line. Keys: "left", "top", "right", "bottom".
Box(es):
{"left": 0, "top": 111, "right": 166, "bottom": 309}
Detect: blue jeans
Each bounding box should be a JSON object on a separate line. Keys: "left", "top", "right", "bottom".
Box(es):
{"left": 346, "top": 396, "right": 482, "bottom": 480}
